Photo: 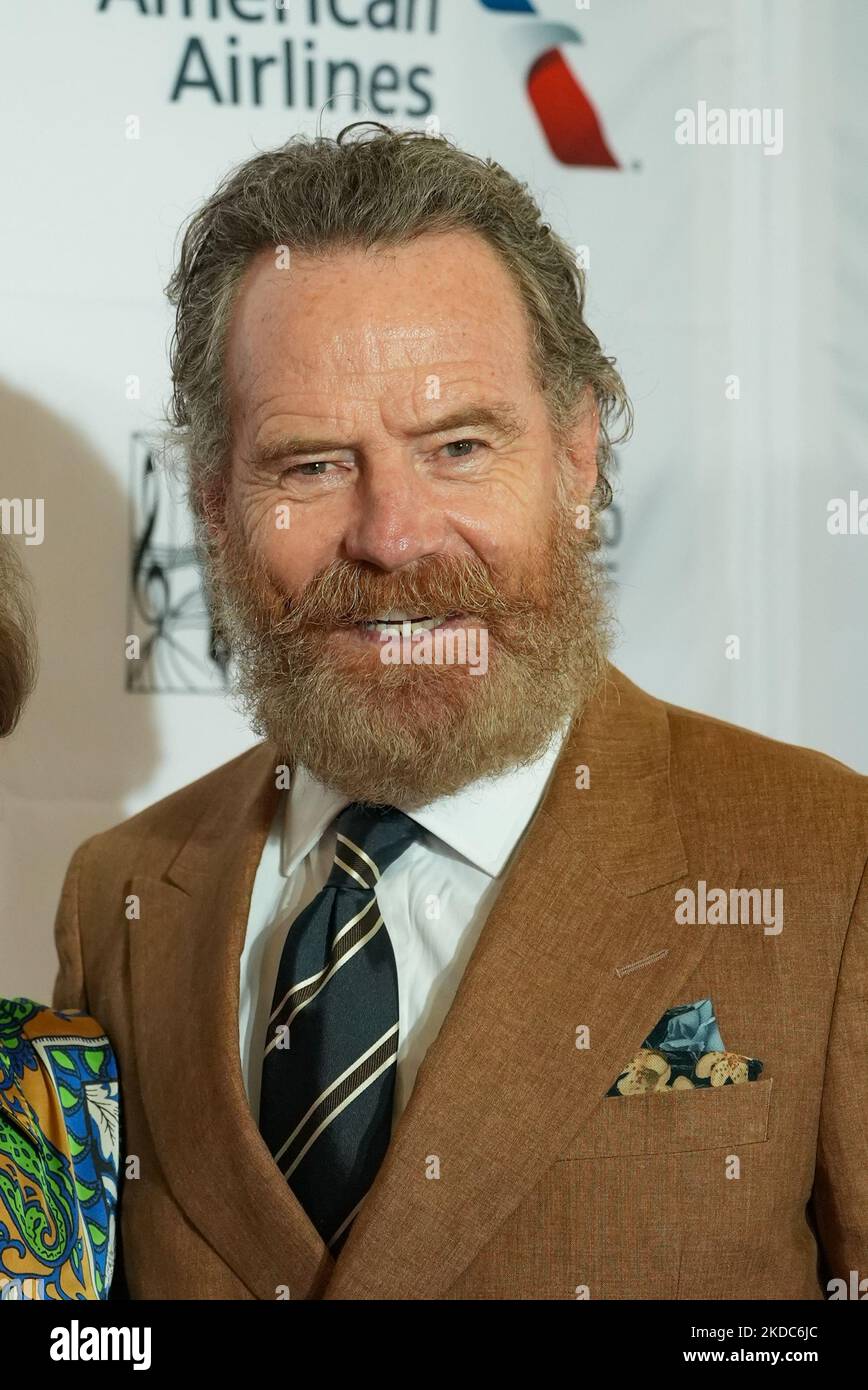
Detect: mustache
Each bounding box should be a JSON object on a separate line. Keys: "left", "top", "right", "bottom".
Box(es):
{"left": 269, "top": 553, "right": 531, "bottom": 633}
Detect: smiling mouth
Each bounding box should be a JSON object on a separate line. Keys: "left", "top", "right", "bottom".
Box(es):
{"left": 346, "top": 610, "right": 466, "bottom": 635}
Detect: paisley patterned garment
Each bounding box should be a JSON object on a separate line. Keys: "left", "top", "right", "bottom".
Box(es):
{"left": 0, "top": 998, "right": 120, "bottom": 1300}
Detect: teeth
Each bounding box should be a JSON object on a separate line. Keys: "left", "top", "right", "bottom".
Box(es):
{"left": 361, "top": 614, "right": 447, "bottom": 633}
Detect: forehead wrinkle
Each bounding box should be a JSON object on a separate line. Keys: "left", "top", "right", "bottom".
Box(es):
{"left": 246, "top": 344, "right": 524, "bottom": 445}
{"left": 248, "top": 402, "right": 356, "bottom": 449}
{"left": 236, "top": 335, "right": 454, "bottom": 413}
{"left": 324, "top": 323, "right": 444, "bottom": 374}
{"left": 245, "top": 348, "right": 497, "bottom": 418}
{"left": 254, "top": 290, "right": 496, "bottom": 366}
{"left": 232, "top": 228, "right": 529, "bottom": 363}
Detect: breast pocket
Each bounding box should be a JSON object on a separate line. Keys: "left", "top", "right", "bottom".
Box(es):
{"left": 558, "top": 1077, "right": 773, "bottom": 1159}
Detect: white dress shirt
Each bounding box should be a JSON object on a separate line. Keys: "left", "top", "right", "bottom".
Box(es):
{"left": 239, "top": 722, "right": 569, "bottom": 1125}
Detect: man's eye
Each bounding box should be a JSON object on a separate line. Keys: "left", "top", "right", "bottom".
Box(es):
{"left": 284, "top": 461, "right": 335, "bottom": 478}
{"left": 442, "top": 439, "right": 486, "bottom": 459}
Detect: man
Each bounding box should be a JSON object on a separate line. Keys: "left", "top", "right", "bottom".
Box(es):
{"left": 0, "top": 534, "right": 120, "bottom": 1300}
{"left": 53, "top": 124, "right": 867, "bottom": 1301}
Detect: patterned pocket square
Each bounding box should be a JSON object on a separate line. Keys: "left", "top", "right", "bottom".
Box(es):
{"left": 607, "top": 997, "right": 763, "bottom": 1096}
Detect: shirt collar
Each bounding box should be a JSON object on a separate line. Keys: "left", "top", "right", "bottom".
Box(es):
{"left": 280, "top": 719, "right": 570, "bottom": 882}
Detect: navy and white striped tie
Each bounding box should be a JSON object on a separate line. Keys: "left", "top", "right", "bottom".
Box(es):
{"left": 258, "top": 803, "right": 419, "bottom": 1253}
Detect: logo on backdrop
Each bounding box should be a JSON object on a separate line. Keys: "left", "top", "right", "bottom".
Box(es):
{"left": 479, "top": 0, "right": 620, "bottom": 166}
{"left": 98, "top": 0, "right": 436, "bottom": 120}
{"left": 97, "top": 2, "right": 620, "bottom": 165}
{"left": 127, "top": 434, "right": 229, "bottom": 695}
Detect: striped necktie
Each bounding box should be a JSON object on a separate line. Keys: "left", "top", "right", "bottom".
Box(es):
{"left": 258, "top": 802, "right": 419, "bottom": 1254}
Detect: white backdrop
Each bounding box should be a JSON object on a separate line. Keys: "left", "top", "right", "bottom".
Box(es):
{"left": 1, "top": 0, "right": 866, "bottom": 1000}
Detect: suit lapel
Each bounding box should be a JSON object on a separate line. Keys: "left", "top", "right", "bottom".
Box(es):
{"left": 324, "top": 669, "right": 713, "bottom": 1299}
{"left": 127, "top": 667, "right": 716, "bottom": 1301}
{"left": 128, "top": 745, "right": 335, "bottom": 1300}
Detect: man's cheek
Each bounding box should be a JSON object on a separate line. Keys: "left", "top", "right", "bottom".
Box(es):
{"left": 452, "top": 490, "right": 542, "bottom": 559}
{"left": 260, "top": 526, "right": 329, "bottom": 603}
{"left": 236, "top": 488, "right": 290, "bottom": 543}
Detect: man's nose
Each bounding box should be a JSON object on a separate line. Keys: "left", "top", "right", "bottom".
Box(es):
{"left": 341, "top": 455, "right": 447, "bottom": 571}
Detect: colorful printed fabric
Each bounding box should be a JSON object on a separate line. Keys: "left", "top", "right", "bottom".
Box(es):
{"left": 0, "top": 997, "right": 120, "bottom": 1300}
{"left": 608, "top": 997, "right": 764, "bottom": 1095}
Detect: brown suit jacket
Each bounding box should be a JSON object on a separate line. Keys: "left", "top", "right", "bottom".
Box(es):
{"left": 52, "top": 666, "right": 868, "bottom": 1300}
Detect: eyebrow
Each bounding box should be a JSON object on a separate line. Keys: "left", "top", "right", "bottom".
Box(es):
{"left": 246, "top": 402, "right": 528, "bottom": 470}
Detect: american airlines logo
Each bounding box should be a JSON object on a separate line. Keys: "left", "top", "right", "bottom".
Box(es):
{"left": 480, "top": 0, "right": 620, "bottom": 167}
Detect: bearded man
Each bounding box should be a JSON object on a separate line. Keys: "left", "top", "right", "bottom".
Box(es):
{"left": 53, "top": 124, "right": 868, "bottom": 1302}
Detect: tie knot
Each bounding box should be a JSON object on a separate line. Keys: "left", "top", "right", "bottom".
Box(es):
{"left": 325, "top": 803, "right": 419, "bottom": 892}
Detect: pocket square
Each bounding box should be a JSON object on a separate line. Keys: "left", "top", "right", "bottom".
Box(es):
{"left": 607, "top": 997, "right": 764, "bottom": 1096}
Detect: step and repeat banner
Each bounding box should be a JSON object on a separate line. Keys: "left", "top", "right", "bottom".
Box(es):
{"left": 2, "top": 0, "right": 866, "bottom": 998}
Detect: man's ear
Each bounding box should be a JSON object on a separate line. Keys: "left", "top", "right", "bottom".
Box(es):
{"left": 560, "top": 388, "right": 600, "bottom": 503}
